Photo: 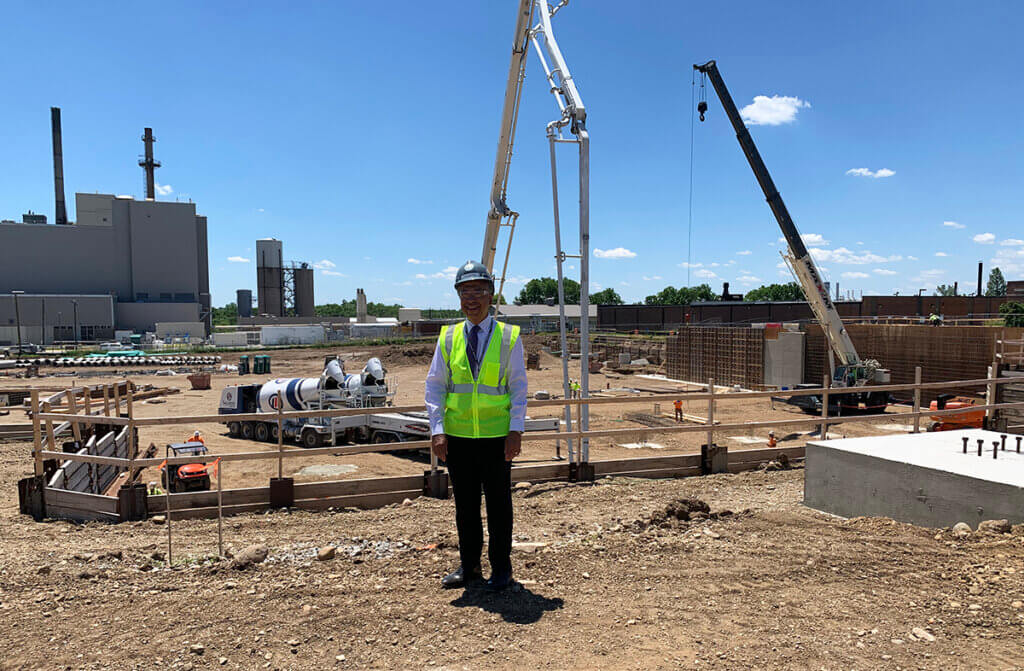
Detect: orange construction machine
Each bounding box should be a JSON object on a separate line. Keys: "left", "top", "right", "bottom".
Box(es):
{"left": 927, "top": 394, "right": 985, "bottom": 432}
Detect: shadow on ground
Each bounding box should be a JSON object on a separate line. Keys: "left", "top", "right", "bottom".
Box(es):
{"left": 450, "top": 584, "right": 564, "bottom": 624}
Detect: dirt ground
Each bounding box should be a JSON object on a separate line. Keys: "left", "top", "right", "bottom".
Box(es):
{"left": 3, "top": 343, "right": 1023, "bottom": 669}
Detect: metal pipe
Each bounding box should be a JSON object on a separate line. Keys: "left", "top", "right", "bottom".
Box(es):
{"left": 548, "top": 131, "right": 574, "bottom": 462}
{"left": 577, "top": 126, "right": 590, "bottom": 462}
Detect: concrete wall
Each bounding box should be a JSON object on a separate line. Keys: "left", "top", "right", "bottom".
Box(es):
{"left": 260, "top": 325, "right": 325, "bottom": 345}
{"left": 212, "top": 332, "right": 250, "bottom": 347}
{"left": 116, "top": 302, "right": 200, "bottom": 333}
{"left": 763, "top": 331, "right": 804, "bottom": 388}
{"left": 155, "top": 321, "right": 206, "bottom": 339}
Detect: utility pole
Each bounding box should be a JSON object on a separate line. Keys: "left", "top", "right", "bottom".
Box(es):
{"left": 72, "top": 299, "right": 79, "bottom": 350}
{"left": 12, "top": 291, "right": 24, "bottom": 353}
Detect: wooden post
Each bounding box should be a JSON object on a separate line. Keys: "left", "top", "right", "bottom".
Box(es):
{"left": 113, "top": 382, "right": 121, "bottom": 416}
{"left": 912, "top": 366, "right": 922, "bottom": 433}
{"left": 216, "top": 460, "right": 223, "bottom": 558}
{"left": 102, "top": 385, "right": 111, "bottom": 417}
{"left": 986, "top": 364, "right": 997, "bottom": 423}
{"left": 43, "top": 402, "right": 56, "bottom": 451}
{"left": 31, "top": 390, "right": 42, "bottom": 477}
{"left": 67, "top": 391, "right": 82, "bottom": 444}
{"left": 277, "top": 391, "right": 284, "bottom": 480}
{"left": 82, "top": 388, "right": 91, "bottom": 416}
{"left": 820, "top": 375, "right": 830, "bottom": 439}
{"left": 706, "top": 377, "right": 715, "bottom": 448}
{"left": 127, "top": 388, "right": 136, "bottom": 483}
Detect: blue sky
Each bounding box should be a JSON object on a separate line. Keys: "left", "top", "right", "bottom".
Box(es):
{"left": 3, "top": 1, "right": 1023, "bottom": 308}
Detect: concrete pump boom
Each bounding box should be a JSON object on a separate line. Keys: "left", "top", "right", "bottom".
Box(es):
{"left": 693, "top": 60, "right": 886, "bottom": 386}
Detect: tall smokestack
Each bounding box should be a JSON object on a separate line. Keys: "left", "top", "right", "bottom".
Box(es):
{"left": 50, "top": 107, "right": 68, "bottom": 225}
{"left": 977, "top": 262, "right": 983, "bottom": 296}
{"left": 139, "top": 127, "right": 160, "bottom": 200}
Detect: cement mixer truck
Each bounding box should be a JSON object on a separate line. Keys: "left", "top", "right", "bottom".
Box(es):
{"left": 218, "top": 355, "right": 421, "bottom": 448}
{"left": 218, "top": 354, "right": 558, "bottom": 448}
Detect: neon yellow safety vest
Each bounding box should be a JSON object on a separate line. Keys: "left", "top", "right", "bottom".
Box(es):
{"left": 439, "top": 320, "right": 520, "bottom": 438}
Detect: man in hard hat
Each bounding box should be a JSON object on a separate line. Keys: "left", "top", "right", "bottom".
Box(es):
{"left": 673, "top": 399, "right": 683, "bottom": 423}
{"left": 185, "top": 430, "right": 204, "bottom": 445}
{"left": 424, "top": 261, "right": 527, "bottom": 591}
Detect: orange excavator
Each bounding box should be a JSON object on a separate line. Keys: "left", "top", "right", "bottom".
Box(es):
{"left": 927, "top": 394, "right": 985, "bottom": 432}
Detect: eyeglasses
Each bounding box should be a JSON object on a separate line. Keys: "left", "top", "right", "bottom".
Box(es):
{"left": 458, "top": 288, "right": 492, "bottom": 299}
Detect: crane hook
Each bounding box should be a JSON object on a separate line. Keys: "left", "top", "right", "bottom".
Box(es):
{"left": 697, "top": 100, "right": 708, "bottom": 122}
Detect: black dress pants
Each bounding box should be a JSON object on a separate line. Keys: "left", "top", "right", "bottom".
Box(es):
{"left": 445, "top": 435, "right": 513, "bottom": 575}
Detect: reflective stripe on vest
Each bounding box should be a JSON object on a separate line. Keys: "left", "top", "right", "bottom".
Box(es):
{"left": 439, "top": 320, "right": 520, "bottom": 438}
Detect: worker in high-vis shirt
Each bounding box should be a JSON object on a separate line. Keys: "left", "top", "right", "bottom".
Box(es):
{"left": 424, "top": 261, "right": 527, "bottom": 591}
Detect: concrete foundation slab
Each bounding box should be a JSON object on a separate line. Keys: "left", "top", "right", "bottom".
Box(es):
{"left": 805, "top": 429, "right": 1024, "bottom": 528}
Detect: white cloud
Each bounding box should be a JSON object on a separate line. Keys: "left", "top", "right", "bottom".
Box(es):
{"left": 710, "top": 262, "right": 720, "bottom": 267}
{"left": 594, "top": 247, "right": 636, "bottom": 259}
{"left": 845, "top": 168, "right": 895, "bottom": 179}
{"left": 736, "top": 250, "right": 752, "bottom": 256}
{"left": 678, "top": 262, "right": 703, "bottom": 268}
{"left": 781, "top": 233, "right": 829, "bottom": 247}
{"left": 321, "top": 269, "right": 346, "bottom": 277}
{"left": 841, "top": 271, "right": 869, "bottom": 279}
{"left": 991, "top": 247, "right": 1024, "bottom": 274}
{"left": 740, "top": 95, "right": 810, "bottom": 126}
{"left": 1000, "top": 239, "right": 1024, "bottom": 247}
{"left": 642, "top": 275, "right": 662, "bottom": 281}
{"left": 809, "top": 247, "right": 902, "bottom": 265}
{"left": 257, "top": 208, "right": 265, "bottom": 213}
{"left": 393, "top": 281, "right": 413, "bottom": 286}
{"left": 227, "top": 256, "right": 250, "bottom": 263}
{"left": 907, "top": 255, "right": 919, "bottom": 261}
{"left": 934, "top": 252, "right": 948, "bottom": 257}
{"left": 312, "top": 259, "right": 336, "bottom": 269}
{"left": 619, "top": 281, "right": 630, "bottom": 286}
{"left": 737, "top": 275, "right": 761, "bottom": 284}
{"left": 694, "top": 269, "right": 718, "bottom": 279}
{"left": 417, "top": 265, "right": 460, "bottom": 281}
{"left": 942, "top": 220, "right": 965, "bottom": 229}
{"left": 973, "top": 233, "right": 996, "bottom": 244}
{"left": 155, "top": 183, "right": 173, "bottom": 196}
{"left": 873, "top": 269, "right": 898, "bottom": 276}
{"left": 407, "top": 258, "right": 432, "bottom": 264}
{"left": 913, "top": 269, "right": 946, "bottom": 283}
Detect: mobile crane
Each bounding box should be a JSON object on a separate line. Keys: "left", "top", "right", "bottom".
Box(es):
{"left": 693, "top": 60, "right": 890, "bottom": 415}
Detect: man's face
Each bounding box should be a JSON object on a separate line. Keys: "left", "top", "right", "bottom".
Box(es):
{"left": 458, "top": 280, "right": 492, "bottom": 323}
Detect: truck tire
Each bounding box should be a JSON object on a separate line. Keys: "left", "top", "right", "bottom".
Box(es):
{"left": 302, "top": 429, "right": 323, "bottom": 449}
{"left": 241, "top": 422, "right": 255, "bottom": 440}
{"left": 254, "top": 422, "right": 270, "bottom": 442}
{"left": 227, "top": 421, "right": 241, "bottom": 437}
{"left": 372, "top": 431, "right": 399, "bottom": 444}
{"left": 271, "top": 424, "right": 280, "bottom": 442}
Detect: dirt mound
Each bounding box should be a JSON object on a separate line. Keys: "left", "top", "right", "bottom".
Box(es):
{"left": 636, "top": 497, "right": 741, "bottom": 530}
{"left": 380, "top": 344, "right": 435, "bottom": 365}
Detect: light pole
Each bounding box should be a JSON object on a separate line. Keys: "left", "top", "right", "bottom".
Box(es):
{"left": 11, "top": 291, "right": 24, "bottom": 353}
{"left": 71, "top": 299, "right": 79, "bottom": 350}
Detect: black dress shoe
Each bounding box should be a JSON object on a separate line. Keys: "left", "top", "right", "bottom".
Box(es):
{"left": 485, "top": 571, "right": 514, "bottom": 591}
{"left": 441, "top": 565, "right": 482, "bottom": 588}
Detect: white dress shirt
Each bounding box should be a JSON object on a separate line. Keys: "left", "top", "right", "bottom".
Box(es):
{"left": 424, "top": 315, "right": 528, "bottom": 436}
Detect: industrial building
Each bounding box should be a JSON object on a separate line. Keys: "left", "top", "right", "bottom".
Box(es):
{"left": 0, "top": 109, "right": 210, "bottom": 343}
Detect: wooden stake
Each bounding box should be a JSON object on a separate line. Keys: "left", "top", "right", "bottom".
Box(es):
{"left": 113, "top": 382, "right": 121, "bottom": 416}
{"left": 44, "top": 402, "right": 56, "bottom": 451}
{"left": 912, "top": 366, "right": 922, "bottom": 433}
{"left": 67, "top": 391, "right": 82, "bottom": 444}
{"left": 31, "top": 390, "right": 42, "bottom": 477}
{"left": 165, "top": 483, "right": 172, "bottom": 567}
{"left": 83, "top": 389, "right": 91, "bottom": 416}
{"left": 102, "top": 385, "right": 110, "bottom": 417}
{"left": 127, "top": 388, "right": 136, "bottom": 483}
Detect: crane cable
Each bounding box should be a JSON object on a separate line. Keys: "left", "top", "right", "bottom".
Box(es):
{"left": 686, "top": 70, "right": 697, "bottom": 288}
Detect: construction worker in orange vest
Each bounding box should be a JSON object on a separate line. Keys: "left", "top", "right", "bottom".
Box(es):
{"left": 185, "top": 430, "right": 204, "bottom": 445}
{"left": 767, "top": 431, "right": 777, "bottom": 447}
{"left": 673, "top": 399, "right": 683, "bottom": 423}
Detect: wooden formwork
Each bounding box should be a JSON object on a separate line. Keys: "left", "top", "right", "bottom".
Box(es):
{"left": 805, "top": 325, "right": 1024, "bottom": 401}
{"left": 666, "top": 327, "right": 764, "bottom": 388}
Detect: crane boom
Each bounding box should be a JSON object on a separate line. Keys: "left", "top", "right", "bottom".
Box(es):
{"left": 693, "top": 60, "right": 884, "bottom": 385}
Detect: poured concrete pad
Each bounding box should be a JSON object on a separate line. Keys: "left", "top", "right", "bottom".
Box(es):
{"left": 618, "top": 442, "right": 665, "bottom": 450}
{"left": 293, "top": 464, "right": 359, "bottom": 478}
{"left": 805, "top": 429, "right": 1024, "bottom": 528}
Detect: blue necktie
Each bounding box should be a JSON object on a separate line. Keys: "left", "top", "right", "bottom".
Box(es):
{"left": 467, "top": 324, "right": 481, "bottom": 378}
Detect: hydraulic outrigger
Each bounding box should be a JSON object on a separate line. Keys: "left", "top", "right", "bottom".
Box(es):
{"left": 694, "top": 60, "right": 890, "bottom": 415}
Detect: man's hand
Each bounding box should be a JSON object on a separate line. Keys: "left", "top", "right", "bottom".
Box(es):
{"left": 504, "top": 431, "right": 522, "bottom": 462}
{"left": 431, "top": 434, "right": 448, "bottom": 461}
